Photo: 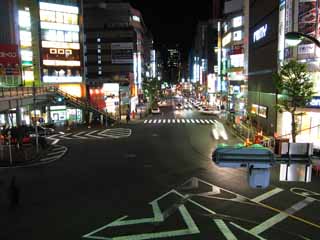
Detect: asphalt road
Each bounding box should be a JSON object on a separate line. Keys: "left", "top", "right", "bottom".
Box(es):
{"left": 0, "top": 102, "right": 320, "bottom": 240}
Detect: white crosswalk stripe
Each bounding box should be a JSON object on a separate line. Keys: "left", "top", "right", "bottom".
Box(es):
{"left": 163, "top": 119, "right": 166, "bottom": 123}
{"left": 205, "top": 120, "right": 210, "bottom": 124}
{"left": 195, "top": 119, "right": 200, "bottom": 123}
{"left": 191, "top": 119, "right": 195, "bottom": 123}
{"left": 143, "top": 118, "right": 216, "bottom": 126}
{"left": 144, "top": 120, "right": 148, "bottom": 124}
{"left": 209, "top": 120, "right": 214, "bottom": 124}
{"left": 168, "top": 119, "right": 171, "bottom": 123}
{"left": 177, "top": 119, "right": 181, "bottom": 123}
{"left": 182, "top": 119, "right": 185, "bottom": 123}
{"left": 149, "top": 120, "right": 153, "bottom": 123}
{"left": 200, "top": 120, "right": 205, "bottom": 124}
{"left": 158, "top": 119, "right": 162, "bottom": 123}
{"left": 173, "top": 119, "right": 176, "bottom": 123}
{"left": 186, "top": 119, "right": 190, "bottom": 123}
{"left": 153, "top": 120, "right": 157, "bottom": 123}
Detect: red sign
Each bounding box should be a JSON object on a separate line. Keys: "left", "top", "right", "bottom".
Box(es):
{"left": 0, "top": 44, "right": 20, "bottom": 65}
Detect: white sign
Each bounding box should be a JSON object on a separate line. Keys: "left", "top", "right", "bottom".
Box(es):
{"left": 253, "top": 24, "right": 268, "bottom": 43}
{"left": 298, "top": 44, "right": 315, "bottom": 55}
{"left": 222, "top": 32, "right": 232, "bottom": 46}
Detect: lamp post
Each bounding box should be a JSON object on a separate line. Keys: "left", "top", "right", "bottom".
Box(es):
{"left": 285, "top": 31, "right": 320, "bottom": 48}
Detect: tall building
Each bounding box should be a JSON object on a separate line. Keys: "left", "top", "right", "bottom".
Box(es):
{"left": 219, "top": 0, "right": 246, "bottom": 122}
{"left": 83, "top": 0, "right": 151, "bottom": 115}
{"left": 166, "top": 46, "right": 181, "bottom": 83}
{"left": 247, "top": 0, "right": 279, "bottom": 136}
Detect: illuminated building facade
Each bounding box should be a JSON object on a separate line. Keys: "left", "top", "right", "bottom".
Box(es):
{"left": 83, "top": 1, "right": 151, "bottom": 115}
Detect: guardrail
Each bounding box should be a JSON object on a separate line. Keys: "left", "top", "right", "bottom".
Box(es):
{"left": 0, "top": 86, "right": 51, "bottom": 98}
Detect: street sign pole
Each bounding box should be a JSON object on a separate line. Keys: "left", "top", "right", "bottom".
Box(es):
{"left": 8, "top": 131, "right": 12, "bottom": 165}
{"left": 33, "top": 82, "right": 39, "bottom": 153}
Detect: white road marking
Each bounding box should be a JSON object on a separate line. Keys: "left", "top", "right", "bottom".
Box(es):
{"left": 168, "top": 119, "right": 171, "bottom": 123}
{"left": 158, "top": 119, "right": 162, "bottom": 123}
{"left": 191, "top": 119, "right": 195, "bottom": 123}
{"left": 172, "top": 119, "right": 176, "bottom": 123}
{"left": 214, "top": 220, "right": 238, "bottom": 240}
{"left": 250, "top": 197, "right": 316, "bottom": 235}
{"left": 73, "top": 131, "right": 88, "bottom": 139}
{"left": 85, "top": 130, "right": 103, "bottom": 139}
{"left": 163, "top": 119, "right": 166, "bottom": 124}
{"left": 182, "top": 119, "right": 185, "bottom": 123}
{"left": 177, "top": 119, "right": 180, "bottom": 123}
{"left": 186, "top": 119, "right": 190, "bottom": 123}
{"left": 195, "top": 119, "right": 200, "bottom": 123}
{"left": 153, "top": 120, "right": 157, "bottom": 123}
{"left": 144, "top": 120, "right": 148, "bottom": 124}
{"left": 209, "top": 120, "right": 214, "bottom": 124}
{"left": 204, "top": 120, "right": 210, "bottom": 124}
{"left": 47, "top": 150, "right": 65, "bottom": 156}
{"left": 52, "top": 139, "right": 59, "bottom": 145}
{"left": 149, "top": 120, "right": 153, "bottom": 123}
{"left": 200, "top": 119, "right": 205, "bottom": 124}
{"left": 230, "top": 222, "right": 267, "bottom": 240}
{"left": 251, "top": 188, "right": 283, "bottom": 203}
{"left": 59, "top": 133, "right": 73, "bottom": 140}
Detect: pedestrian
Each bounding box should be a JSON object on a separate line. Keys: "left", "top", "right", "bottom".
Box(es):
{"left": 126, "top": 109, "right": 130, "bottom": 124}
{"left": 8, "top": 176, "right": 20, "bottom": 209}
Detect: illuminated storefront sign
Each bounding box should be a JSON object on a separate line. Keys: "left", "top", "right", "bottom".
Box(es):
{"left": 232, "top": 16, "right": 242, "bottom": 28}
{"left": 251, "top": 104, "right": 268, "bottom": 118}
{"left": 39, "top": 2, "right": 82, "bottom": 84}
{"left": 233, "top": 30, "right": 242, "bottom": 41}
{"left": 253, "top": 24, "right": 268, "bottom": 42}
{"left": 58, "top": 84, "right": 83, "bottom": 98}
{"left": 222, "top": 33, "right": 232, "bottom": 46}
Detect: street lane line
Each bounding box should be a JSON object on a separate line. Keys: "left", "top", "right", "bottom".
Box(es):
{"left": 251, "top": 188, "right": 283, "bottom": 203}
{"left": 144, "top": 120, "right": 148, "bottom": 124}
{"left": 59, "top": 133, "right": 73, "bottom": 140}
{"left": 214, "top": 220, "right": 238, "bottom": 240}
{"left": 195, "top": 119, "right": 200, "bottom": 123}
{"left": 205, "top": 120, "right": 210, "bottom": 124}
{"left": 73, "top": 131, "right": 88, "bottom": 139}
{"left": 191, "top": 119, "right": 195, "bottom": 123}
{"left": 85, "top": 130, "right": 103, "bottom": 139}
{"left": 209, "top": 120, "right": 214, "bottom": 124}
{"left": 230, "top": 222, "right": 266, "bottom": 240}
{"left": 250, "top": 197, "right": 316, "bottom": 235}
{"left": 47, "top": 150, "right": 65, "bottom": 156}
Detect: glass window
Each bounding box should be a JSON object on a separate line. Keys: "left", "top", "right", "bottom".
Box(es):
{"left": 98, "top": 60, "right": 102, "bottom": 64}
{"left": 72, "top": 32, "right": 79, "bottom": 42}
{"left": 64, "top": 13, "right": 75, "bottom": 24}
{"left": 98, "top": 71, "right": 102, "bottom": 75}
{"left": 97, "top": 49, "right": 101, "bottom": 53}
{"left": 40, "top": 10, "right": 55, "bottom": 22}
{"left": 56, "top": 30, "right": 65, "bottom": 42}
{"left": 56, "top": 12, "right": 64, "bottom": 23}
{"left": 97, "top": 38, "right": 101, "bottom": 43}
{"left": 71, "top": 14, "right": 78, "bottom": 24}
{"left": 65, "top": 31, "right": 73, "bottom": 42}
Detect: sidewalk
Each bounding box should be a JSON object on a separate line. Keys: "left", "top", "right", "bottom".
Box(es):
{"left": 0, "top": 143, "right": 49, "bottom": 167}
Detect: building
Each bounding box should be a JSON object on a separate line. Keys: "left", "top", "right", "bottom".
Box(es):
{"left": 166, "top": 46, "right": 181, "bottom": 83}
{"left": 247, "top": 0, "right": 279, "bottom": 136}
{"left": 276, "top": 0, "right": 320, "bottom": 147}
{"left": 83, "top": 0, "right": 151, "bottom": 116}
{"left": 219, "top": 0, "right": 246, "bottom": 122}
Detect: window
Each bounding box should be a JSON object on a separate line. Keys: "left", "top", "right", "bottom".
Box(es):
{"left": 98, "top": 70, "right": 102, "bottom": 75}
{"left": 232, "top": 16, "right": 242, "bottom": 28}
{"left": 97, "top": 49, "right": 101, "bottom": 53}
{"left": 98, "top": 60, "right": 101, "bottom": 64}
{"left": 233, "top": 30, "right": 242, "bottom": 41}
{"left": 97, "top": 38, "right": 101, "bottom": 43}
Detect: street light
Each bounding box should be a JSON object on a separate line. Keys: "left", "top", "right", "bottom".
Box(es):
{"left": 285, "top": 31, "right": 320, "bottom": 48}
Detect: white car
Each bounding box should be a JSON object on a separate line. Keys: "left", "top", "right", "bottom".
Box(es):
{"left": 151, "top": 107, "right": 161, "bottom": 114}
{"left": 200, "top": 107, "right": 221, "bottom": 115}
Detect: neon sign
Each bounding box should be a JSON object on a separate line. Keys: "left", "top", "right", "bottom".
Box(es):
{"left": 253, "top": 24, "right": 268, "bottom": 43}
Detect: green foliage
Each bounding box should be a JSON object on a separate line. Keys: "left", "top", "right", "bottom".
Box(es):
{"left": 143, "top": 77, "right": 161, "bottom": 103}
{"left": 273, "top": 60, "right": 315, "bottom": 142}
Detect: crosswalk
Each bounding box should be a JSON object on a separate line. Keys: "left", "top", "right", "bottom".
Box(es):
{"left": 143, "top": 118, "right": 215, "bottom": 125}
{"left": 47, "top": 128, "right": 132, "bottom": 143}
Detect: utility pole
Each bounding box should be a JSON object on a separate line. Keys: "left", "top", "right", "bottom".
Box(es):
{"left": 32, "top": 82, "right": 39, "bottom": 153}
{"left": 118, "top": 86, "right": 121, "bottom": 122}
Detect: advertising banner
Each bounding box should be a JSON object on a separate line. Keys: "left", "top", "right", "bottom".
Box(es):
{"left": 298, "top": 0, "right": 317, "bottom": 37}
{"left": 111, "top": 43, "right": 134, "bottom": 64}
{"left": 0, "top": 44, "right": 20, "bottom": 65}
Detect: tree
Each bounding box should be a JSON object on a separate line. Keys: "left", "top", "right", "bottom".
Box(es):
{"left": 273, "top": 60, "right": 315, "bottom": 142}
{"left": 142, "top": 77, "right": 161, "bottom": 105}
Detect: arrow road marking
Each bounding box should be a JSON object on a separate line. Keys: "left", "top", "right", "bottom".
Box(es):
{"left": 83, "top": 190, "right": 200, "bottom": 240}
{"left": 73, "top": 131, "right": 88, "bottom": 139}
{"left": 85, "top": 130, "right": 103, "bottom": 139}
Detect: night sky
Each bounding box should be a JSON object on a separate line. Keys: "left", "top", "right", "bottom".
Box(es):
{"left": 129, "top": 0, "right": 213, "bottom": 61}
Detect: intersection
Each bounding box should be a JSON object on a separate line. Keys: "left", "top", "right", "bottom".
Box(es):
{"left": 0, "top": 106, "right": 319, "bottom": 240}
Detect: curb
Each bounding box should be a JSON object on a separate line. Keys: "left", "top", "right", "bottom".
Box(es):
{"left": 0, "top": 144, "right": 68, "bottom": 169}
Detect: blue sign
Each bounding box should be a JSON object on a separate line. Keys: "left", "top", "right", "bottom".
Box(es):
{"left": 307, "top": 96, "right": 320, "bottom": 108}
{"left": 38, "top": 117, "right": 44, "bottom": 123}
